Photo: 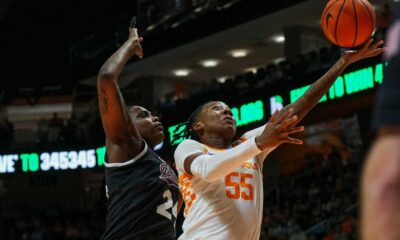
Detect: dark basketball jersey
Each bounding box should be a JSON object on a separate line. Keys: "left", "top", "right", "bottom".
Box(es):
{"left": 101, "top": 142, "right": 179, "bottom": 240}
{"left": 373, "top": 3, "right": 400, "bottom": 129}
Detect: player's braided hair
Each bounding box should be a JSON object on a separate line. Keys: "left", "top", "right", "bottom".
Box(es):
{"left": 171, "top": 102, "right": 211, "bottom": 144}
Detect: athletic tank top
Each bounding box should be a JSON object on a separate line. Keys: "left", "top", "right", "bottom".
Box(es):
{"left": 101, "top": 142, "right": 179, "bottom": 240}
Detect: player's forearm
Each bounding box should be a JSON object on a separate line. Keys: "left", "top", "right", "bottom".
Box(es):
{"left": 191, "top": 137, "right": 269, "bottom": 182}
{"left": 281, "top": 57, "right": 349, "bottom": 122}
{"left": 98, "top": 39, "right": 136, "bottom": 82}
{"left": 96, "top": 38, "right": 141, "bottom": 144}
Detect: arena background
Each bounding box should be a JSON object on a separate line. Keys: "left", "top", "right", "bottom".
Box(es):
{"left": 0, "top": 0, "right": 396, "bottom": 239}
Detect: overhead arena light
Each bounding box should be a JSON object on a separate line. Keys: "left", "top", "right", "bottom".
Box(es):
{"left": 217, "top": 76, "right": 228, "bottom": 83}
{"left": 273, "top": 57, "right": 285, "bottom": 64}
{"left": 173, "top": 69, "right": 191, "bottom": 77}
{"left": 230, "top": 49, "right": 249, "bottom": 58}
{"left": 171, "top": 22, "right": 181, "bottom": 28}
{"left": 194, "top": 7, "right": 203, "bottom": 13}
{"left": 244, "top": 67, "right": 258, "bottom": 74}
{"left": 200, "top": 59, "right": 219, "bottom": 68}
{"left": 271, "top": 34, "right": 285, "bottom": 43}
{"left": 146, "top": 24, "right": 156, "bottom": 31}
{"left": 223, "top": 2, "right": 234, "bottom": 9}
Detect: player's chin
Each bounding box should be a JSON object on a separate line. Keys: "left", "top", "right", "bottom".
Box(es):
{"left": 223, "top": 122, "right": 236, "bottom": 131}
{"left": 153, "top": 130, "right": 165, "bottom": 144}
{"left": 222, "top": 125, "right": 236, "bottom": 137}
{"left": 144, "top": 130, "right": 164, "bottom": 147}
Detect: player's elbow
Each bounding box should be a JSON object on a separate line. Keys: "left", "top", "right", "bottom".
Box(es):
{"left": 97, "top": 70, "right": 117, "bottom": 85}
{"left": 201, "top": 173, "right": 219, "bottom": 182}
{"left": 97, "top": 72, "right": 118, "bottom": 94}
{"left": 198, "top": 167, "right": 224, "bottom": 182}
{"left": 191, "top": 156, "right": 225, "bottom": 182}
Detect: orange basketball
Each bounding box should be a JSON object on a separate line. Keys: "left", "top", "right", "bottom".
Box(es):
{"left": 321, "top": 0, "right": 376, "bottom": 48}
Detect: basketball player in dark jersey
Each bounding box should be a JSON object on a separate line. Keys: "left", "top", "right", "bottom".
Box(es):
{"left": 98, "top": 18, "right": 180, "bottom": 240}
{"left": 362, "top": 3, "right": 400, "bottom": 240}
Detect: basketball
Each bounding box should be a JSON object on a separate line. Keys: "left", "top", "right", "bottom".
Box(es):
{"left": 321, "top": 0, "right": 376, "bottom": 48}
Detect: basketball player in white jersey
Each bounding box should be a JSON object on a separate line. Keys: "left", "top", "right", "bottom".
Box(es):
{"left": 172, "top": 39, "right": 384, "bottom": 240}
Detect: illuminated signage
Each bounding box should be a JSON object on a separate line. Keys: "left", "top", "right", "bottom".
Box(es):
{"left": 232, "top": 100, "right": 264, "bottom": 127}
{"left": 270, "top": 95, "right": 284, "bottom": 114}
{"left": 0, "top": 62, "right": 387, "bottom": 174}
{"left": 0, "top": 147, "right": 106, "bottom": 174}
{"left": 170, "top": 62, "right": 385, "bottom": 145}
{"left": 168, "top": 124, "right": 186, "bottom": 146}
{"left": 290, "top": 63, "right": 385, "bottom": 104}
{"left": 0, "top": 155, "right": 18, "bottom": 173}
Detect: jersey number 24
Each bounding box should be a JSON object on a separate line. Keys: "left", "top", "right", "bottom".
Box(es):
{"left": 157, "top": 189, "right": 178, "bottom": 223}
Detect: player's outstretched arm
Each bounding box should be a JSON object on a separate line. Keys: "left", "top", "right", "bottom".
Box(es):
{"left": 279, "top": 39, "right": 385, "bottom": 124}
{"left": 241, "top": 40, "right": 385, "bottom": 141}
{"left": 175, "top": 109, "right": 304, "bottom": 182}
{"left": 97, "top": 19, "right": 144, "bottom": 158}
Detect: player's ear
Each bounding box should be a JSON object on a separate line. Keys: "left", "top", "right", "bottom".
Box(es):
{"left": 192, "top": 122, "right": 204, "bottom": 136}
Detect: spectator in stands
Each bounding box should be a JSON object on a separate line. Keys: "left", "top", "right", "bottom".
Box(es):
{"left": 291, "top": 55, "right": 307, "bottom": 78}
{"left": 63, "top": 113, "right": 78, "bottom": 146}
{"left": 289, "top": 225, "right": 307, "bottom": 240}
{"left": 37, "top": 117, "right": 48, "bottom": 146}
{"left": 47, "top": 113, "right": 63, "bottom": 143}
{"left": 0, "top": 117, "right": 13, "bottom": 150}
{"left": 261, "top": 143, "right": 362, "bottom": 239}
{"left": 163, "top": 92, "right": 176, "bottom": 108}
{"left": 78, "top": 112, "right": 91, "bottom": 142}
{"left": 31, "top": 219, "right": 44, "bottom": 240}
{"left": 341, "top": 215, "right": 357, "bottom": 235}
{"left": 305, "top": 51, "right": 319, "bottom": 72}
{"left": 266, "top": 64, "right": 280, "bottom": 83}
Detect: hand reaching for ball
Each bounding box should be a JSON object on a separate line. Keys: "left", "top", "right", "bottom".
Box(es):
{"left": 255, "top": 108, "right": 305, "bottom": 150}
{"left": 342, "top": 39, "right": 386, "bottom": 65}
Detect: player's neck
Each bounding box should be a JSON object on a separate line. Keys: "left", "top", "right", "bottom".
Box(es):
{"left": 200, "top": 134, "right": 232, "bottom": 149}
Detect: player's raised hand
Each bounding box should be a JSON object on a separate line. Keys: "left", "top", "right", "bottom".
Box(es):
{"left": 255, "top": 108, "right": 304, "bottom": 150}
{"left": 128, "top": 16, "right": 144, "bottom": 59}
{"left": 342, "top": 39, "right": 385, "bottom": 65}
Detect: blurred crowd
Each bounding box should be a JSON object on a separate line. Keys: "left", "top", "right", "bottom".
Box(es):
{"left": 261, "top": 145, "right": 361, "bottom": 240}
{"left": 0, "top": 207, "right": 105, "bottom": 240}
{"left": 0, "top": 117, "right": 13, "bottom": 151}
{"left": 36, "top": 107, "right": 104, "bottom": 151}
{"left": 157, "top": 44, "right": 342, "bottom": 115}
{"left": 0, "top": 139, "right": 363, "bottom": 240}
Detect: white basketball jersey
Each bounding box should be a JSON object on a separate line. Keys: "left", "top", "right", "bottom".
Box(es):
{"left": 176, "top": 138, "right": 266, "bottom": 240}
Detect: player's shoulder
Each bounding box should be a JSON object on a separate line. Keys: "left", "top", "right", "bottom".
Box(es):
{"left": 232, "top": 138, "right": 246, "bottom": 148}
{"left": 176, "top": 139, "right": 204, "bottom": 149}
{"left": 174, "top": 139, "right": 207, "bottom": 158}
{"left": 174, "top": 139, "right": 207, "bottom": 172}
